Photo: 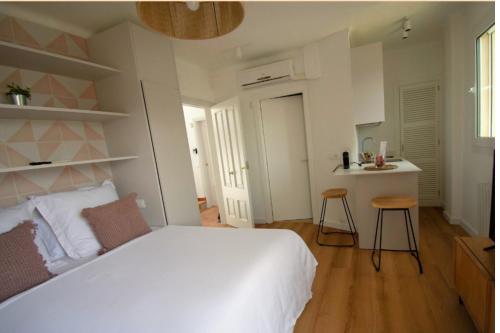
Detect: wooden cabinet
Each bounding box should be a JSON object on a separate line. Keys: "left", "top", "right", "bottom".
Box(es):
{"left": 89, "top": 22, "right": 200, "bottom": 227}
{"left": 350, "top": 42, "right": 385, "bottom": 125}
{"left": 454, "top": 237, "right": 495, "bottom": 332}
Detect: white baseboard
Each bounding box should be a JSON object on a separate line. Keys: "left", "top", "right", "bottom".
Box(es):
{"left": 456, "top": 218, "right": 478, "bottom": 236}
{"left": 253, "top": 218, "right": 268, "bottom": 224}
{"left": 435, "top": 210, "right": 479, "bottom": 236}
{"left": 460, "top": 221, "right": 478, "bottom": 236}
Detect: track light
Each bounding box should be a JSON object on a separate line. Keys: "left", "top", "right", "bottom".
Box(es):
{"left": 402, "top": 30, "right": 409, "bottom": 40}
{"left": 403, "top": 18, "right": 412, "bottom": 32}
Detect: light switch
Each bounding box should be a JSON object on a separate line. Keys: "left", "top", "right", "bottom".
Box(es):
{"left": 136, "top": 198, "right": 146, "bottom": 208}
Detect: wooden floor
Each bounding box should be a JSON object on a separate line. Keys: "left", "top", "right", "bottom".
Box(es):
{"left": 256, "top": 207, "right": 477, "bottom": 333}
{"left": 200, "top": 206, "right": 220, "bottom": 227}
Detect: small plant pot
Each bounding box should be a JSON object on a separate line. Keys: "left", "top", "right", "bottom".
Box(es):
{"left": 9, "top": 94, "right": 29, "bottom": 106}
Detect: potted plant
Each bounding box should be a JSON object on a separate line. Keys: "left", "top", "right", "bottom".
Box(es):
{"left": 6, "top": 83, "right": 31, "bottom": 106}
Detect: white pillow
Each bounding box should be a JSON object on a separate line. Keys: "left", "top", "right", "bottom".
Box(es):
{"left": 32, "top": 182, "right": 119, "bottom": 259}
{"left": 76, "top": 179, "right": 115, "bottom": 192}
{"left": 0, "top": 200, "right": 34, "bottom": 234}
{"left": 32, "top": 210, "right": 66, "bottom": 262}
{"left": 0, "top": 201, "right": 51, "bottom": 263}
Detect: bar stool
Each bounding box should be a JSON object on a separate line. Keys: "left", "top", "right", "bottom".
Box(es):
{"left": 371, "top": 196, "right": 423, "bottom": 274}
{"left": 316, "top": 188, "right": 357, "bottom": 247}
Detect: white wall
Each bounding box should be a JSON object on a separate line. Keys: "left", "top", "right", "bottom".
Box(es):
{"left": 183, "top": 105, "right": 206, "bottom": 198}
{"left": 175, "top": 58, "right": 215, "bottom": 103}
{"left": 443, "top": 3, "right": 495, "bottom": 235}
{"left": 357, "top": 40, "right": 444, "bottom": 156}
{"left": 306, "top": 30, "right": 358, "bottom": 227}
{"left": 210, "top": 48, "right": 306, "bottom": 222}
{"left": 443, "top": 11, "right": 465, "bottom": 225}
{"left": 210, "top": 30, "right": 358, "bottom": 227}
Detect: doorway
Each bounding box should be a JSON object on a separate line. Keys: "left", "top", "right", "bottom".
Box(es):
{"left": 260, "top": 94, "right": 312, "bottom": 221}
{"left": 182, "top": 104, "right": 219, "bottom": 225}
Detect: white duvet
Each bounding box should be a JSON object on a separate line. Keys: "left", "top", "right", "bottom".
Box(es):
{"left": 0, "top": 226, "right": 317, "bottom": 333}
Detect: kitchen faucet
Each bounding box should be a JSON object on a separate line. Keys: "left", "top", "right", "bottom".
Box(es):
{"left": 361, "top": 136, "right": 374, "bottom": 152}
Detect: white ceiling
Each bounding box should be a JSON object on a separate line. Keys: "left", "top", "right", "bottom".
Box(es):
{"left": 0, "top": 1, "right": 463, "bottom": 70}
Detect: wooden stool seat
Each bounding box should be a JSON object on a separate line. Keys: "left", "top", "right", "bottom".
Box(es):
{"left": 316, "top": 188, "right": 356, "bottom": 247}
{"left": 322, "top": 188, "right": 347, "bottom": 199}
{"left": 371, "top": 196, "right": 417, "bottom": 209}
{"left": 371, "top": 195, "right": 422, "bottom": 274}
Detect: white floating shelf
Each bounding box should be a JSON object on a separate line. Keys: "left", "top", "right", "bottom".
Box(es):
{"left": 0, "top": 104, "right": 129, "bottom": 122}
{"left": 0, "top": 156, "right": 138, "bottom": 173}
{"left": 0, "top": 41, "right": 120, "bottom": 80}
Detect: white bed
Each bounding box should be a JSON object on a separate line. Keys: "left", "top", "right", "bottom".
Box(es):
{"left": 0, "top": 226, "right": 317, "bottom": 333}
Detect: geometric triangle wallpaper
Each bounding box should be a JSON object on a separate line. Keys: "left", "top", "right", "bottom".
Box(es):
{"left": 0, "top": 15, "right": 114, "bottom": 207}
{"left": 0, "top": 14, "right": 90, "bottom": 60}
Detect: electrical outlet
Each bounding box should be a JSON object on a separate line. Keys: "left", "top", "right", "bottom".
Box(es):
{"left": 136, "top": 199, "right": 146, "bottom": 208}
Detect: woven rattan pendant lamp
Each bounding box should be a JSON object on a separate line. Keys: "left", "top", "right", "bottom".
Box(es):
{"left": 137, "top": 1, "right": 244, "bottom": 40}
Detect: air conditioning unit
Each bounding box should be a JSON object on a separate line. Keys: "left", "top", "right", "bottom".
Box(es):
{"left": 238, "top": 60, "right": 294, "bottom": 88}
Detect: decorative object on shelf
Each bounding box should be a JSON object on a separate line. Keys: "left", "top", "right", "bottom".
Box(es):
{"left": 29, "top": 161, "right": 52, "bottom": 166}
{"left": 375, "top": 153, "right": 385, "bottom": 167}
{"left": 360, "top": 152, "right": 373, "bottom": 163}
{"left": 342, "top": 151, "right": 350, "bottom": 169}
{"left": 6, "top": 83, "right": 31, "bottom": 106}
{"left": 136, "top": 1, "right": 244, "bottom": 40}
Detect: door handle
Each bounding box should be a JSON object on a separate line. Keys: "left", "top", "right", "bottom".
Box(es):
{"left": 229, "top": 171, "right": 235, "bottom": 175}
{"left": 301, "top": 159, "right": 309, "bottom": 162}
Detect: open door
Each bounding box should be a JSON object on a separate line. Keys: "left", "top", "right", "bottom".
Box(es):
{"left": 210, "top": 97, "right": 254, "bottom": 228}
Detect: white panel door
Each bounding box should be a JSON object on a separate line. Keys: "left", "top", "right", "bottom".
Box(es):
{"left": 260, "top": 95, "right": 312, "bottom": 221}
{"left": 400, "top": 81, "right": 441, "bottom": 206}
{"left": 210, "top": 98, "right": 254, "bottom": 228}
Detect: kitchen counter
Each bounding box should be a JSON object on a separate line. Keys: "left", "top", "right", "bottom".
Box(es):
{"left": 333, "top": 159, "right": 421, "bottom": 250}
{"left": 334, "top": 160, "right": 421, "bottom": 176}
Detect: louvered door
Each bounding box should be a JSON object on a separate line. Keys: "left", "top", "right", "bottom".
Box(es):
{"left": 400, "top": 81, "right": 441, "bottom": 206}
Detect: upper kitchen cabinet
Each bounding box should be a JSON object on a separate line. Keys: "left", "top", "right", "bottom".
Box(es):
{"left": 351, "top": 42, "right": 385, "bottom": 125}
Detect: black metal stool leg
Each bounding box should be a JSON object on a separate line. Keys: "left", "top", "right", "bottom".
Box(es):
{"left": 403, "top": 209, "right": 415, "bottom": 257}
{"left": 316, "top": 195, "right": 356, "bottom": 248}
{"left": 377, "top": 210, "right": 384, "bottom": 271}
{"left": 316, "top": 198, "right": 327, "bottom": 246}
{"left": 320, "top": 198, "right": 327, "bottom": 234}
{"left": 406, "top": 209, "right": 423, "bottom": 274}
{"left": 341, "top": 197, "right": 356, "bottom": 245}
{"left": 371, "top": 208, "right": 381, "bottom": 271}
{"left": 344, "top": 197, "right": 357, "bottom": 235}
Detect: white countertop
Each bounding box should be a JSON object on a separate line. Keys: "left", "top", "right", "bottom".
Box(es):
{"left": 334, "top": 160, "right": 421, "bottom": 176}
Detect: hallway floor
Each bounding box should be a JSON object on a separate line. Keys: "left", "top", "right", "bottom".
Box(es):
{"left": 200, "top": 206, "right": 227, "bottom": 227}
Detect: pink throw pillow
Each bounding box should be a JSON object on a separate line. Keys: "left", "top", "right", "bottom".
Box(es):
{"left": 0, "top": 221, "right": 52, "bottom": 302}
{"left": 81, "top": 193, "right": 151, "bottom": 253}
